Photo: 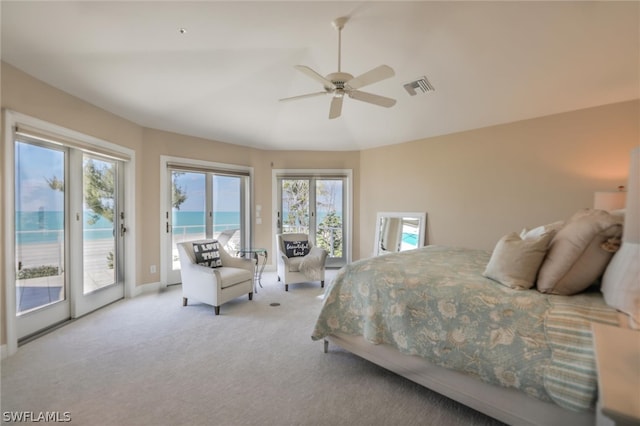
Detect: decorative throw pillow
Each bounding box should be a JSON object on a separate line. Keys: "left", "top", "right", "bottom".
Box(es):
{"left": 536, "top": 209, "right": 623, "bottom": 295}
{"left": 192, "top": 241, "right": 222, "bottom": 268}
{"left": 483, "top": 231, "right": 554, "bottom": 290}
{"left": 284, "top": 240, "right": 310, "bottom": 258}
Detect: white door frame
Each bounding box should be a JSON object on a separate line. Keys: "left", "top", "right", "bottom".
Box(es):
{"left": 3, "top": 110, "right": 136, "bottom": 357}
{"left": 159, "top": 155, "right": 253, "bottom": 286}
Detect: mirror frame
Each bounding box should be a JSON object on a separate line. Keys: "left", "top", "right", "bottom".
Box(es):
{"left": 374, "top": 212, "right": 427, "bottom": 256}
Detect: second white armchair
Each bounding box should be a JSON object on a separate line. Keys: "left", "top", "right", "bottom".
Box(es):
{"left": 276, "top": 233, "right": 328, "bottom": 291}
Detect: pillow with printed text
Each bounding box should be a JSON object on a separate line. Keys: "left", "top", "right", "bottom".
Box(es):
{"left": 193, "top": 241, "right": 222, "bottom": 268}
{"left": 285, "top": 240, "right": 310, "bottom": 258}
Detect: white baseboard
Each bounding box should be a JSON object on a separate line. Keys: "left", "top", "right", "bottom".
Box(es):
{"left": 132, "top": 281, "right": 164, "bottom": 297}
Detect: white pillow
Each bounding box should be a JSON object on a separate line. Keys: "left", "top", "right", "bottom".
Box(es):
{"left": 601, "top": 243, "right": 640, "bottom": 328}
{"left": 483, "top": 231, "right": 554, "bottom": 290}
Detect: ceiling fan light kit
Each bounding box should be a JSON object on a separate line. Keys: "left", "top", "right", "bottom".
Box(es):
{"left": 280, "top": 16, "right": 396, "bottom": 119}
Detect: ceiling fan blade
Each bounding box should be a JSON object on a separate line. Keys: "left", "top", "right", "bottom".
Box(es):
{"left": 346, "top": 65, "right": 395, "bottom": 90}
{"left": 279, "top": 91, "right": 327, "bottom": 102}
{"left": 329, "top": 96, "right": 343, "bottom": 119}
{"left": 295, "top": 65, "right": 336, "bottom": 90}
{"left": 349, "top": 90, "right": 396, "bottom": 108}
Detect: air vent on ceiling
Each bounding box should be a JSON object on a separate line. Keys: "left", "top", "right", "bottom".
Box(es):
{"left": 404, "top": 76, "right": 435, "bottom": 96}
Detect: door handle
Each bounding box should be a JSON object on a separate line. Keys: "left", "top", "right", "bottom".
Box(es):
{"left": 120, "top": 224, "right": 127, "bottom": 237}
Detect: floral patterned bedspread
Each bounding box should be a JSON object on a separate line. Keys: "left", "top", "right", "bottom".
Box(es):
{"left": 311, "top": 246, "right": 619, "bottom": 411}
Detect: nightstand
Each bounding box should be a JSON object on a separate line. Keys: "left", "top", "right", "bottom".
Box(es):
{"left": 591, "top": 322, "right": 640, "bottom": 426}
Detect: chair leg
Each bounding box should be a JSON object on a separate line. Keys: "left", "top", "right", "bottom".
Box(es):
{"left": 182, "top": 297, "right": 188, "bottom": 306}
{"left": 249, "top": 292, "right": 253, "bottom": 301}
{"left": 285, "top": 284, "right": 289, "bottom": 292}
{"left": 321, "top": 280, "right": 325, "bottom": 288}
{"left": 214, "top": 306, "right": 220, "bottom": 315}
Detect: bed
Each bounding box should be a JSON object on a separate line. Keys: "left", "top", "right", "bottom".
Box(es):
{"left": 312, "top": 148, "right": 639, "bottom": 426}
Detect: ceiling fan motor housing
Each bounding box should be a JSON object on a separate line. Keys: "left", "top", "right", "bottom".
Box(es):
{"left": 326, "top": 72, "right": 354, "bottom": 90}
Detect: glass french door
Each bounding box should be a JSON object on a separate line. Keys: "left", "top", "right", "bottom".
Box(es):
{"left": 15, "top": 141, "right": 69, "bottom": 337}
{"left": 170, "top": 171, "right": 206, "bottom": 274}
{"left": 165, "top": 168, "right": 247, "bottom": 284}
{"left": 76, "top": 153, "right": 125, "bottom": 317}
{"left": 278, "top": 176, "right": 346, "bottom": 267}
{"left": 14, "top": 138, "right": 125, "bottom": 339}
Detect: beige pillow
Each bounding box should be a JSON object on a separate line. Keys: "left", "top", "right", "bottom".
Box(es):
{"left": 537, "top": 209, "right": 623, "bottom": 295}
{"left": 483, "top": 231, "right": 554, "bottom": 290}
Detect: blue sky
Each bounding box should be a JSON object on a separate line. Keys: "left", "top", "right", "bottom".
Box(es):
{"left": 173, "top": 172, "right": 240, "bottom": 212}
{"left": 15, "top": 142, "right": 64, "bottom": 212}
{"left": 16, "top": 142, "right": 242, "bottom": 213}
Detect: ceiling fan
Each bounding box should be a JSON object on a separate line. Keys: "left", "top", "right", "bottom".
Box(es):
{"left": 280, "top": 17, "right": 396, "bottom": 119}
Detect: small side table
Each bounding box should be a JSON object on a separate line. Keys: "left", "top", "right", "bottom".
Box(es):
{"left": 591, "top": 322, "right": 640, "bottom": 426}
{"left": 236, "top": 248, "right": 268, "bottom": 293}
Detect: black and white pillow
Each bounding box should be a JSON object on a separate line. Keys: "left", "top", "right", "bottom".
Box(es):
{"left": 193, "top": 241, "right": 222, "bottom": 268}
{"left": 285, "top": 240, "right": 310, "bottom": 258}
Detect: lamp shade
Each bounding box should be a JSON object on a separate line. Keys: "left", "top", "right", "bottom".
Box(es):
{"left": 622, "top": 147, "right": 639, "bottom": 244}
{"left": 600, "top": 146, "right": 640, "bottom": 327}
{"left": 594, "top": 190, "right": 626, "bottom": 211}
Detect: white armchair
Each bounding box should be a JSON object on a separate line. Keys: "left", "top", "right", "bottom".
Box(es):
{"left": 276, "top": 233, "right": 328, "bottom": 291}
{"left": 177, "top": 239, "right": 254, "bottom": 315}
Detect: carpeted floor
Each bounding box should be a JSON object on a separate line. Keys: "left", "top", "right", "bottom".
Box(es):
{"left": 1, "top": 270, "right": 503, "bottom": 426}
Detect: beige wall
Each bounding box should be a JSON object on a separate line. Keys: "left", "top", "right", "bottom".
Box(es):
{"left": 360, "top": 100, "right": 640, "bottom": 255}
{"left": 2, "top": 62, "right": 638, "bottom": 348}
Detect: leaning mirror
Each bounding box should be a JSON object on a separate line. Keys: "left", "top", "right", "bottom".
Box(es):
{"left": 374, "top": 212, "right": 427, "bottom": 256}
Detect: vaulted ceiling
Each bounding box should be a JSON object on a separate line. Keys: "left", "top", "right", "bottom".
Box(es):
{"left": 2, "top": 1, "right": 638, "bottom": 151}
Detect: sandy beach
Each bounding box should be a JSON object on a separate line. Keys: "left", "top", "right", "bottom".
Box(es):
{"left": 16, "top": 238, "right": 115, "bottom": 294}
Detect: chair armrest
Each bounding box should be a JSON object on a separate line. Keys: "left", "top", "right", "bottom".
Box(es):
{"left": 280, "top": 254, "right": 292, "bottom": 265}
{"left": 223, "top": 256, "right": 255, "bottom": 273}
{"left": 309, "top": 246, "right": 328, "bottom": 263}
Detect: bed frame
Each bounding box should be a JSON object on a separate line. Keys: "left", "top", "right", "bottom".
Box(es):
{"left": 324, "top": 333, "right": 595, "bottom": 426}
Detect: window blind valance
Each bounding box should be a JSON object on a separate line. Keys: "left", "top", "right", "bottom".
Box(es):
{"left": 15, "top": 124, "right": 131, "bottom": 161}
{"left": 276, "top": 174, "right": 347, "bottom": 179}
{"left": 167, "top": 162, "right": 250, "bottom": 177}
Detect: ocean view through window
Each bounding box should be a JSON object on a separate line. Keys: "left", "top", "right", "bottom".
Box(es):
{"left": 167, "top": 167, "right": 248, "bottom": 279}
